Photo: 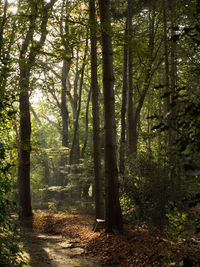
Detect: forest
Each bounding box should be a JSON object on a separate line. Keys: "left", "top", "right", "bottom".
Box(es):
{"left": 0, "top": 0, "right": 200, "bottom": 266}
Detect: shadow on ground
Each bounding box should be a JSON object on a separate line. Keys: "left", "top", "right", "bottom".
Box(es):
{"left": 21, "top": 218, "right": 101, "bottom": 267}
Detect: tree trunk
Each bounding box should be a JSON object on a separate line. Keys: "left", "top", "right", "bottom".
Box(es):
{"left": 17, "top": 1, "right": 36, "bottom": 217}
{"left": 57, "top": 59, "right": 70, "bottom": 186}
{"left": 127, "top": 0, "right": 135, "bottom": 158}
{"left": 61, "top": 60, "right": 70, "bottom": 148}
{"left": 169, "top": 0, "right": 178, "bottom": 188}
{"left": 169, "top": 0, "right": 177, "bottom": 137}
{"left": 119, "top": 20, "right": 128, "bottom": 176}
{"left": 89, "top": 0, "right": 104, "bottom": 220}
{"left": 31, "top": 106, "right": 50, "bottom": 185}
{"left": 147, "top": 92, "right": 152, "bottom": 156}
{"left": 81, "top": 87, "right": 91, "bottom": 158}
{"left": 128, "top": 4, "right": 156, "bottom": 157}
{"left": 163, "top": 0, "right": 171, "bottom": 134}
{"left": 70, "top": 38, "right": 88, "bottom": 164}
{"left": 18, "top": 67, "right": 32, "bottom": 217}
{"left": 98, "top": 0, "right": 123, "bottom": 233}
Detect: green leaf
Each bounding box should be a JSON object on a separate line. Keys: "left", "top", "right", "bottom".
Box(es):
{"left": 151, "top": 123, "right": 164, "bottom": 131}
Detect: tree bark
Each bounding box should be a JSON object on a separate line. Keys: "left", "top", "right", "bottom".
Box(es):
{"left": 18, "top": 67, "right": 32, "bottom": 217}
{"left": 119, "top": 20, "right": 128, "bottom": 176}
{"left": 70, "top": 38, "right": 88, "bottom": 164}
{"left": 163, "top": 0, "right": 170, "bottom": 121}
{"left": 81, "top": 87, "right": 91, "bottom": 158}
{"left": 58, "top": 59, "right": 70, "bottom": 186}
{"left": 127, "top": 0, "right": 135, "bottom": 157}
{"left": 89, "top": 0, "right": 104, "bottom": 220}
{"left": 61, "top": 60, "right": 70, "bottom": 148}
{"left": 69, "top": 58, "right": 81, "bottom": 164}
{"left": 169, "top": 0, "right": 178, "bottom": 188}
{"left": 98, "top": 0, "right": 123, "bottom": 232}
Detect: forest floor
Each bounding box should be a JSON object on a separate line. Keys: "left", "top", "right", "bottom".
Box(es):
{"left": 20, "top": 209, "right": 200, "bottom": 267}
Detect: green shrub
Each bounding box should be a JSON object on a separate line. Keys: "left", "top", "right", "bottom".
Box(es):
{"left": 0, "top": 143, "right": 27, "bottom": 266}
{"left": 121, "top": 152, "right": 190, "bottom": 227}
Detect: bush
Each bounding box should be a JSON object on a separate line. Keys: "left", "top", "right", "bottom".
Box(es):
{"left": 121, "top": 152, "right": 190, "bottom": 227}
{"left": 0, "top": 143, "right": 27, "bottom": 266}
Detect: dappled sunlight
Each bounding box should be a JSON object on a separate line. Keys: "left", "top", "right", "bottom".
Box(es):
{"left": 23, "top": 211, "right": 200, "bottom": 267}
{"left": 21, "top": 214, "right": 100, "bottom": 266}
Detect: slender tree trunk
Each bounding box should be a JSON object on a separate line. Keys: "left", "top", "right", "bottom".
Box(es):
{"left": 130, "top": 5, "right": 156, "bottom": 157}
{"left": 31, "top": 106, "right": 50, "bottom": 185}
{"left": 119, "top": 20, "right": 128, "bottom": 176}
{"left": 158, "top": 85, "right": 162, "bottom": 161}
{"left": 127, "top": 0, "right": 135, "bottom": 158}
{"left": 89, "top": 0, "right": 104, "bottom": 220}
{"left": 98, "top": 0, "right": 123, "bottom": 232}
{"left": 132, "top": 117, "right": 137, "bottom": 155}
{"left": 70, "top": 38, "right": 88, "bottom": 164}
{"left": 163, "top": 0, "right": 171, "bottom": 134}
{"left": 57, "top": 59, "right": 70, "bottom": 186}
{"left": 61, "top": 60, "right": 70, "bottom": 148}
{"left": 147, "top": 92, "right": 152, "bottom": 155}
{"left": 59, "top": 4, "right": 71, "bottom": 149}
{"left": 81, "top": 87, "right": 91, "bottom": 158}
{"left": 169, "top": 0, "right": 178, "bottom": 187}
{"left": 70, "top": 56, "right": 81, "bottom": 164}
{"left": 81, "top": 87, "right": 92, "bottom": 198}
{"left": 169, "top": 0, "right": 177, "bottom": 135}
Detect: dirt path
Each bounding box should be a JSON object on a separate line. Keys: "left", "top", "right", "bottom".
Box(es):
{"left": 22, "top": 226, "right": 101, "bottom": 267}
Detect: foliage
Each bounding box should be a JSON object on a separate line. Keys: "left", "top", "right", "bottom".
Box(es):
{"left": 174, "top": 89, "right": 200, "bottom": 177}
{"left": 121, "top": 152, "right": 191, "bottom": 227}
{"left": 166, "top": 209, "right": 188, "bottom": 240}
{"left": 0, "top": 57, "right": 26, "bottom": 265}
{"left": 165, "top": 206, "right": 200, "bottom": 266}
{"left": 0, "top": 142, "right": 28, "bottom": 266}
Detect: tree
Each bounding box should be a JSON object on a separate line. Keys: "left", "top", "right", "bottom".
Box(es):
{"left": 89, "top": 0, "right": 104, "bottom": 219}
{"left": 127, "top": 0, "right": 135, "bottom": 157}
{"left": 58, "top": 1, "right": 71, "bottom": 185}
{"left": 70, "top": 36, "right": 88, "bottom": 164}
{"left": 18, "top": 0, "right": 57, "bottom": 217}
{"left": 31, "top": 106, "right": 50, "bottom": 185}
{"left": 119, "top": 20, "right": 128, "bottom": 176}
{"left": 98, "top": 0, "right": 123, "bottom": 232}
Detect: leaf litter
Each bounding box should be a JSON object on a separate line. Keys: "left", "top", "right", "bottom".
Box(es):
{"left": 21, "top": 210, "right": 200, "bottom": 266}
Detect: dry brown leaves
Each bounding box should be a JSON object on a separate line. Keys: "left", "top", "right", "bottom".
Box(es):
{"left": 32, "top": 211, "right": 98, "bottom": 241}
{"left": 30, "top": 211, "right": 200, "bottom": 267}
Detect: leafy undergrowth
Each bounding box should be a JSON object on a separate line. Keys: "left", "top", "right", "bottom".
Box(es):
{"left": 28, "top": 210, "right": 200, "bottom": 266}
